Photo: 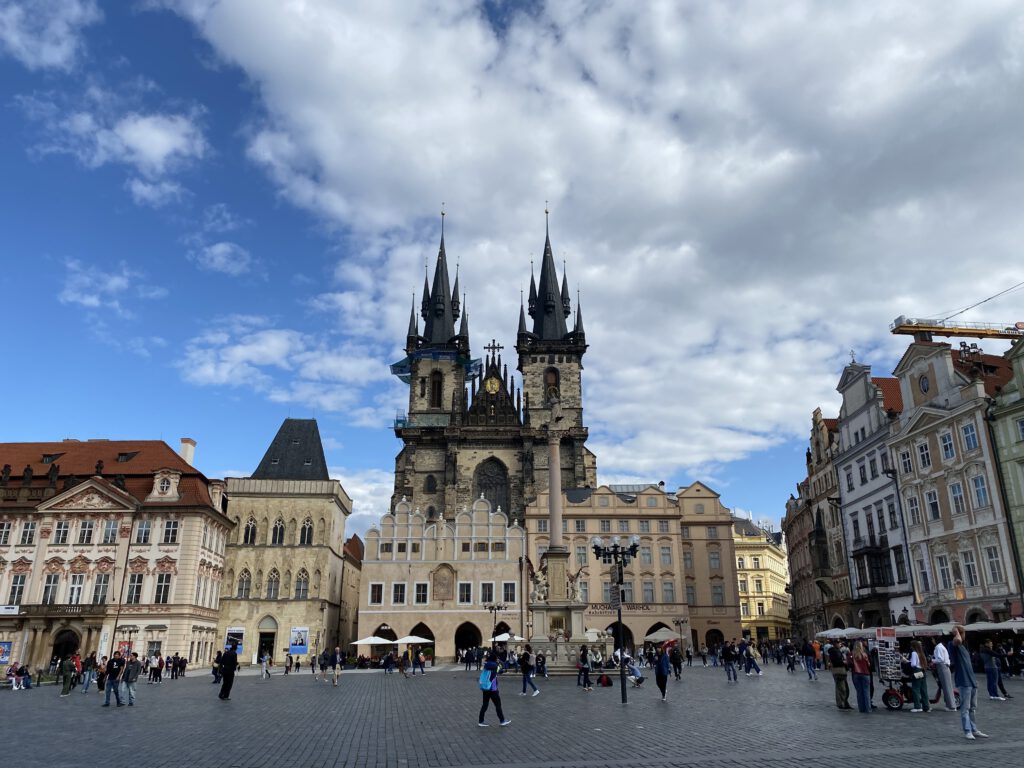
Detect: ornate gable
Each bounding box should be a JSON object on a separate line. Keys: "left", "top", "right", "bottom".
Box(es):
{"left": 44, "top": 556, "right": 66, "bottom": 574}
{"left": 42, "top": 479, "right": 135, "bottom": 512}
{"left": 128, "top": 556, "right": 150, "bottom": 574}
{"left": 94, "top": 556, "right": 116, "bottom": 573}
{"left": 155, "top": 556, "right": 178, "bottom": 575}
{"left": 69, "top": 555, "right": 91, "bottom": 574}
{"left": 11, "top": 556, "right": 33, "bottom": 574}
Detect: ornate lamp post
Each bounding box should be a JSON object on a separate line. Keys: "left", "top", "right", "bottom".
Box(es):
{"left": 591, "top": 534, "right": 640, "bottom": 704}
{"left": 485, "top": 603, "right": 508, "bottom": 647}
{"left": 672, "top": 618, "right": 688, "bottom": 652}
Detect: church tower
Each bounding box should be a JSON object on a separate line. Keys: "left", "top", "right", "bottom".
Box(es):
{"left": 390, "top": 213, "right": 595, "bottom": 525}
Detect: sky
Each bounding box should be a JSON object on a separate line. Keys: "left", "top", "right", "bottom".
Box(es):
{"left": 2, "top": 1, "right": 1022, "bottom": 540}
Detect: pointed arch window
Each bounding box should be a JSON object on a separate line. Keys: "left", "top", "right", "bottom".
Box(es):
{"left": 474, "top": 458, "right": 510, "bottom": 516}
{"left": 430, "top": 371, "right": 443, "bottom": 409}
{"left": 272, "top": 519, "right": 285, "bottom": 545}
{"left": 294, "top": 569, "right": 310, "bottom": 600}
{"left": 237, "top": 570, "right": 252, "bottom": 599}
{"left": 299, "top": 519, "right": 314, "bottom": 546}
{"left": 266, "top": 569, "right": 280, "bottom": 600}
{"left": 243, "top": 518, "right": 257, "bottom": 545}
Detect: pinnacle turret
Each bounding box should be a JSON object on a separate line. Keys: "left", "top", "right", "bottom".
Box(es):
{"left": 530, "top": 222, "right": 569, "bottom": 340}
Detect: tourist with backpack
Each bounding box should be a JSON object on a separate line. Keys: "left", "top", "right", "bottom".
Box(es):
{"left": 477, "top": 650, "right": 511, "bottom": 727}
{"left": 519, "top": 644, "right": 539, "bottom": 697}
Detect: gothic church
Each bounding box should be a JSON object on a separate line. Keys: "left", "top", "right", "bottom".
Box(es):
{"left": 390, "top": 218, "right": 596, "bottom": 524}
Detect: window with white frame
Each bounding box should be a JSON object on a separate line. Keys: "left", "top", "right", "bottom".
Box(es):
{"left": 78, "top": 520, "right": 94, "bottom": 545}
{"left": 962, "top": 423, "right": 979, "bottom": 451}
{"left": 925, "top": 490, "right": 940, "bottom": 521}
{"left": 917, "top": 442, "right": 932, "bottom": 469}
{"left": 92, "top": 574, "right": 109, "bottom": 604}
{"left": 985, "top": 546, "right": 1005, "bottom": 583}
{"left": 754, "top": 578, "right": 763, "bottom": 593}
{"left": 737, "top": 557, "right": 745, "bottom": 569}
{"left": 916, "top": 557, "right": 931, "bottom": 592}
{"left": 961, "top": 549, "right": 979, "bottom": 587}
{"left": 68, "top": 574, "right": 84, "bottom": 604}
{"left": 480, "top": 582, "right": 495, "bottom": 604}
{"left": 503, "top": 582, "right": 516, "bottom": 603}
{"left": 741, "top": 602, "right": 750, "bottom": 617}
{"left": 127, "top": 574, "right": 144, "bottom": 604}
{"left": 658, "top": 520, "right": 670, "bottom": 533}
{"left": 102, "top": 519, "right": 118, "bottom": 544}
{"left": 621, "top": 581, "right": 634, "bottom": 602}
{"left": 618, "top": 519, "right": 630, "bottom": 533}
{"left": 163, "top": 520, "right": 179, "bottom": 544}
{"left": 537, "top": 519, "right": 548, "bottom": 533}
{"left": 638, "top": 520, "right": 650, "bottom": 533}
{"left": 8, "top": 574, "right": 26, "bottom": 604}
{"left": 602, "top": 581, "right": 612, "bottom": 602}
{"left": 662, "top": 581, "right": 675, "bottom": 603}
{"left": 972, "top": 475, "right": 990, "bottom": 507}
{"left": 709, "top": 550, "right": 721, "bottom": 570}
{"left": 757, "top": 601, "right": 765, "bottom": 616}
{"left": 294, "top": 570, "right": 310, "bottom": 599}
{"left": 739, "top": 578, "right": 748, "bottom": 593}
{"left": 640, "top": 546, "right": 652, "bottom": 565}
{"left": 576, "top": 545, "right": 587, "bottom": 566}
{"left": 682, "top": 551, "right": 693, "bottom": 571}
{"left": 265, "top": 570, "right": 280, "bottom": 600}
{"left": 392, "top": 582, "right": 406, "bottom": 605}
{"left": 369, "top": 583, "right": 383, "bottom": 604}
{"left": 685, "top": 585, "right": 696, "bottom": 605}
{"left": 900, "top": 451, "right": 913, "bottom": 474}
{"left": 458, "top": 582, "right": 472, "bottom": 604}
{"left": 414, "top": 582, "right": 429, "bottom": 605}
{"left": 599, "top": 519, "right": 611, "bottom": 533}
{"left": 580, "top": 581, "right": 589, "bottom": 602}
{"left": 660, "top": 546, "right": 672, "bottom": 565}
{"left": 53, "top": 520, "right": 70, "bottom": 544}
{"left": 940, "top": 432, "right": 955, "bottom": 460}
{"left": 642, "top": 581, "right": 655, "bottom": 602}
{"left": 21, "top": 521, "right": 36, "bottom": 545}
{"left": 936, "top": 555, "right": 952, "bottom": 590}
{"left": 135, "top": 520, "right": 151, "bottom": 544}
{"left": 155, "top": 573, "right": 172, "bottom": 604}
{"left": 949, "top": 482, "right": 966, "bottom": 515}
{"left": 752, "top": 556, "right": 761, "bottom": 568}
{"left": 575, "top": 519, "right": 586, "bottom": 533}
{"left": 0, "top": 521, "right": 9, "bottom": 546}
{"left": 906, "top": 495, "right": 922, "bottom": 525}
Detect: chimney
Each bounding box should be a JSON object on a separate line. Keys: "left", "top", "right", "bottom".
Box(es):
{"left": 179, "top": 438, "right": 197, "bottom": 466}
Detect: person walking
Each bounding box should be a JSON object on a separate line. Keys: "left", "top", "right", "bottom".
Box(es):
{"left": 81, "top": 652, "right": 97, "bottom": 694}
{"left": 826, "top": 640, "right": 852, "bottom": 710}
{"left": 218, "top": 641, "right": 238, "bottom": 700}
{"left": 850, "top": 642, "right": 872, "bottom": 713}
{"left": 743, "top": 643, "right": 763, "bottom": 676}
{"left": 699, "top": 645, "right": 708, "bottom": 667}
{"left": 260, "top": 652, "right": 271, "bottom": 681}
{"left": 931, "top": 637, "right": 957, "bottom": 710}
{"left": 801, "top": 639, "right": 818, "bottom": 681}
{"left": 331, "top": 646, "right": 344, "bottom": 687}
{"left": 979, "top": 640, "right": 1005, "bottom": 700}
{"left": 655, "top": 647, "right": 671, "bottom": 701}
{"left": 102, "top": 651, "right": 125, "bottom": 707}
{"left": 519, "top": 644, "right": 539, "bottom": 697}
{"left": 122, "top": 652, "right": 142, "bottom": 706}
{"left": 685, "top": 646, "right": 693, "bottom": 667}
{"left": 60, "top": 656, "right": 76, "bottom": 697}
{"left": 578, "top": 645, "right": 592, "bottom": 691}
{"left": 478, "top": 650, "right": 511, "bottom": 727}
{"left": 722, "top": 640, "right": 738, "bottom": 683}
{"left": 908, "top": 640, "right": 931, "bottom": 713}
{"left": 464, "top": 648, "right": 474, "bottom": 672}
{"left": 951, "top": 625, "right": 986, "bottom": 739}
{"left": 212, "top": 651, "right": 223, "bottom": 684}
{"left": 670, "top": 645, "right": 683, "bottom": 681}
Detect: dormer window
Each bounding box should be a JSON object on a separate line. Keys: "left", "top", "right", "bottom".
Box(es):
{"left": 291, "top": 439, "right": 300, "bottom": 445}
{"left": 41, "top": 453, "right": 63, "bottom": 464}
{"left": 158, "top": 478, "right": 171, "bottom": 494}
{"left": 303, "top": 458, "right": 312, "bottom": 466}
{"left": 270, "top": 458, "right": 280, "bottom": 465}
{"left": 116, "top": 452, "right": 137, "bottom": 463}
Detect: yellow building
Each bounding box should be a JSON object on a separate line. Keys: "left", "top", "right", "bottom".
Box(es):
{"left": 732, "top": 516, "right": 791, "bottom": 641}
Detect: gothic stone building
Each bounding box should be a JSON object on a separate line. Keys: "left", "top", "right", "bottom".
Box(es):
{"left": 389, "top": 219, "right": 595, "bottom": 525}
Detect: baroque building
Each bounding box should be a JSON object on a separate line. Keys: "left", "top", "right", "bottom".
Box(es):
{"left": 989, "top": 338, "right": 1024, "bottom": 608}
{"left": 732, "top": 515, "right": 791, "bottom": 641}
{"left": 834, "top": 361, "right": 914, "bottom": 626}
{"left": 889, "top": 341, "right": 1020, "bottom": 623}
{"left": 219, "top": 419, "right": 354, "bottom": 664}
{"left": 0, "top": 439, "right": 230, "bottom": 668}
{"left": 389, "top": 217, "right": 595, "bottom": 525}
{"left": 782, "top": 485, "right": 819, "bottom": 640}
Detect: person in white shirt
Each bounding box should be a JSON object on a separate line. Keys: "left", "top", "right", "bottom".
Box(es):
{"left": 931, "top": 638, "right": 957, "bottom": 710}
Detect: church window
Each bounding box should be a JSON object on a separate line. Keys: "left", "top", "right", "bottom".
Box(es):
{"left": 237, "top": 570, "right": 252, "bottom": 599}
{"left": 272, "top": 519, "right": 285, "bottom": 545}
{"left": 425, "top": 474, "right": 437, "bottom": 493}
{"left": 294, "top": 570, "right": 310, "bottom": 599}
{"left": 266, "top": 570, "right": 280, "bottom": 600}
{"left": 430, "top": 371, "right": 443, "bottom": 408}
{"left": 427, "top": 506, "right": 436, "bottom": 519}
{"left": 243, "top": 518, "right": 257, "bottom": 545}
{"left": 543, "top": 367, "right": 560, "bottom": 401}
{"left": 300, "top": 519, "right": 314, "bottom": 545}
{"left": 473, "top": 458, "right": 510, "bottom": 516}
{"left": 419, "top": 378, "right": 426, "bottom": 398}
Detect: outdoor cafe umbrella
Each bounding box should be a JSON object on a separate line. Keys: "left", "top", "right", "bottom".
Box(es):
{"left": 350, "top": 636, "right": 395, "bottom": 646}
{"left": 644, "top": 627, "right": 678, "bottom": 643}
{"left": 395, "top": 635, "right": 432, "bottom": 644}
{"left": 491, "top": 632, "right": 525, "bottom": 642}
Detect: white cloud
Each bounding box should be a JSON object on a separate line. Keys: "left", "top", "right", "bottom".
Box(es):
{"left": 329, "top": 466, "right": 396, "bottom": 540}
{"left": 164, "top": 1, "right": 1024, "bottom": 489}
{"left": 112, "top": 113, "right": 206, "bottom": 176}
{"left": 192, "top": 241, "right": 253, "bottom": 275}
{"left": 0, "top": 0, "right": 101, "bottom": 71}
{"left": 126, "top": 177, "right": 186, "bottom": 208}
{"left": 58, "top": 258, "right": 166, "bottom": 316}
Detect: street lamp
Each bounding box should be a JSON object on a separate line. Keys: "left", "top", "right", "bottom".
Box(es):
{"left": 592, "top": 534, "right": 640, "bottom": 704}
{"left": 672, "top": 618, "right": 688, "bottom": 652}
{"left": 485, "top": 603, "right": 507, "bottom": 646}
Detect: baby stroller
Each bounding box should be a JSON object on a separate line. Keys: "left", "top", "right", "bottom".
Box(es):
{"left": 627, "top": 662, "right": 645, "bottom": 687}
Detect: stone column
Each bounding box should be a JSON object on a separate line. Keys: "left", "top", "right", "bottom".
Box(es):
{"left": 547, "top": 432, "right": 564, "bottom": 551}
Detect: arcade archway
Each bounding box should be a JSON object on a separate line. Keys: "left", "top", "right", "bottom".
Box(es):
{"left": 605, "top": 621, "right": 635, "bottom": 652}
{"left": 52, "top": 628, "right": 80, "bottom": 661}
{"left": 454, "top": 622, "right": 482, "bottom": 653}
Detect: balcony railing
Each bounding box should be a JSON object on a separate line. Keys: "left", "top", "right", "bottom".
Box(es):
{"left": 18, "top": 603, "right": 109, "bottom": 617}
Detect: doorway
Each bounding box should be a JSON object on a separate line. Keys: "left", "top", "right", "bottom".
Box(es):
{"left": 257, "top": 616, "right": 278, "bottom": 663}
{"left": 52, "top": 628, "right": 80, "bottom": 662}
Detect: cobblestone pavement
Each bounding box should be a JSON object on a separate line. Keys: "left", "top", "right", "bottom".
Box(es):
{"left": 8, "top": 662, "right": 1024, "bottom": 768}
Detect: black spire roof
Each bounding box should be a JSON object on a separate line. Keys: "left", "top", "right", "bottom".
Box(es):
{"left": 420, "top": 227, "right": 458, "bottom": 346}
{"left": 252, "top": 418, "right": 329, "bottom": 481}
{"left": 529, "top": 224, "right": 569, "bottom": 340}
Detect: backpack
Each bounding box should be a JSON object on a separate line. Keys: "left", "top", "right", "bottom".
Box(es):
{"left": 478, "top": 669, "right": 493, "bottom": 690}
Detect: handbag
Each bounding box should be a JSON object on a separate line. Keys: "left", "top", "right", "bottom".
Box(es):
{"left": 912, "top": 670, "right": 924, "bottom": 679}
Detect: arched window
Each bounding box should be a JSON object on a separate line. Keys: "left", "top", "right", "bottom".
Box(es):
{"left": 243, "top": 518, "right": 257, "bottom": 545}
{"left": 299, "top": 519, "right": 314, "bottom": 546}
{"left": 294, "top": 569, "right": 309, "bottom": 600}
{"left": 266, "top": 569, "right": 280, "bottom": 600}
{"left": 424, "top": 474, "right": 437, "bottom": 493}
{"left": 473, "top": 458, "right": 510, "bottom": 516}
{"left": 272, "top": 519, "right": 285, "bottom": 545}
{"left": 237, "top": 570, "right": 252, "bottom": 599}
{"left": 427, "top": 505, "right": 436, "bottom": 519}
{"left": 737, "top": 557, "right": 745, "bottom": 569}
{"left": 544, "top": 367, "right": 560, "bottom": 401}
{"left": 430, "top": 370, "right": 443, "bottom": 409}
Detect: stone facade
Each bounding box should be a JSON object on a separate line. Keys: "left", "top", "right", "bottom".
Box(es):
{"left": 782, "top": 486, "right": 820, "bottom": 640}
{"left": 0, "top": 439, "right": 230, "bottom": 669}
{"left": 339, "top": 535, "right": 363, "bottom": 649}
{"left": 359, "top": 497, "right": 527, "bottom": 660}
{"left": 834, "top": 362, "right": 915, "bottom": 626}
{"left": 733, "top": 517, "right": 791, "bottom": 641}
{"left": 890, "top": 341, "right": 1020, "bottom": 623}
{"left": 990, "top": 338, "right": 1024, "bottom": 606}
{"left": 218, "top": 476, "right": 352, "bottom": 665}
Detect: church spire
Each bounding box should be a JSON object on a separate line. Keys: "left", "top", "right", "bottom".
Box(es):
{"left": 560, "top": 268, "right": 571, "bottom": 318}
{"left": 422, "top": 211, "right": 457, "bottom": 346}
{"left": 527, "top": 261, "right": 538, "bottom": 317}
{"left": 451, "top": 265, "right": 461, "bottom": 320}
{"left": 531, "top": 209, "right": 569, "bottom": 340}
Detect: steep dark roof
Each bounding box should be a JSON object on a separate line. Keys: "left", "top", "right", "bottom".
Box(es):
{"left": 252, "top": 419, "right": 329, "bottom": 481}
{"left": 421, "top": 232, "right": 458, "bottom": 346}
{"left": 530, "top": 228, "right": 570, "bottom": 340}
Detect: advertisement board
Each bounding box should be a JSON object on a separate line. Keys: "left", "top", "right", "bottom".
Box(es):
{"left": 225, "top": 627, "right": 245, "bottom": 653}
{"left": 117, "top": 640, "right": 133, "bottom": 657}
{"left": 0, "top": 641, "right": 12, "bottom": 665}
{"left": 875, "top": 626, "right": 900, "bottom": 681}
{"left": 289, "top": 627, "right": 310, "bottom": 655}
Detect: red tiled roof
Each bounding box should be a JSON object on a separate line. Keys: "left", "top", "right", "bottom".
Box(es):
{"left": 950, "top": 351, "right": 1013, "bottom": 397}
{"left": 344, "top": 534, "right": 364, "bottom": 561}
{"left": 871, "top": 377, "right": 904, "bottom": 413}
{"left": 822, "top": 418, "right": 839, "bottom": 433}
{"left": 0, "top": 440, "right": 215, "bottom": 509}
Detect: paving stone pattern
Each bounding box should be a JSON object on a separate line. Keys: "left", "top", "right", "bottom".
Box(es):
{"left": 8, "top": 663, "right": 1024, "bottom": 768}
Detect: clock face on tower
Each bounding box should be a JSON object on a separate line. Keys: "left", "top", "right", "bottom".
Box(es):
{"left": 484, "top": 376, "right": 500, "bottom": 395}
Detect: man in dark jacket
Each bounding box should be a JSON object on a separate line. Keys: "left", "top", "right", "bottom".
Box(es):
{"left": 123, "top": 652, "right": 142, "bottom": 706}
{"left": 219, "top": 642, "right": 239, "bottom": 700}
{"left": 102, "top": 651, "right": 125, "bottom": 707}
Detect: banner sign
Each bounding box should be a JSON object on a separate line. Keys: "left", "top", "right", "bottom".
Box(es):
{"left": 117, "top": 641, "right": 133, "bottom": 657}
{"left": 875, "top": 627, "right": 900, "bottom": 681}
{"left": 289, "top": 627, "right": 309, "bottom": 655}
{"left": 225, "top": 627, "right": 245, "bottom": 653}
{"left": 0, "top": 605, "right": 19, "bottom": 615}
{"left": 0, "top": 641, "right": 12, "bottom": 664}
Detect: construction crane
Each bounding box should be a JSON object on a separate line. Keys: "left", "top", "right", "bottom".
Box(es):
{"left": 890, "top": 316, "right": 1024, "bottom": 343}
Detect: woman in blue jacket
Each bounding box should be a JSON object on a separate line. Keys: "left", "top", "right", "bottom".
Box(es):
{"left": 478, "top": 651, "right": 511, "bottom": 727}
{"left": 655, "top": 648, "right": 672, "bottom": 701}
